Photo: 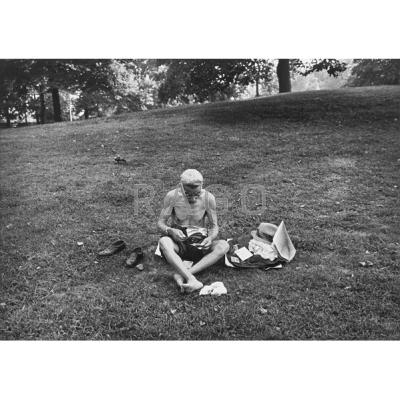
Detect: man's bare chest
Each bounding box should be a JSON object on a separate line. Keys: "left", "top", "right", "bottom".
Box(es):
{"left": 173, "top": 196, "right": 206, "bottom": 223}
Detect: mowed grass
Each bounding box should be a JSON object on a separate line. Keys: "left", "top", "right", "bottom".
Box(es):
{"left": 0, "top": 86, "right": 399, "bottom": 340}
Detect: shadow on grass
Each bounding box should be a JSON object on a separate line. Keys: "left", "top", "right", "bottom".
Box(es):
{"left": 198, "top": 87, "right": 400, "bottom": 126}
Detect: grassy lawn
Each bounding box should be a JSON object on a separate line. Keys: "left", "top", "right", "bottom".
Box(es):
{"left": 0, "top": 85, "right": 399, "bottom": 340}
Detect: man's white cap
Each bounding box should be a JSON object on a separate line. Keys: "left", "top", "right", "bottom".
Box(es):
{"left": 180, "top": 169, "right": 203, "bottom": 185}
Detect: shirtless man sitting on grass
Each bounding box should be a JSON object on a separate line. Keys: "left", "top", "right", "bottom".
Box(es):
{"left": 157, "top": 169, "right": 229, "bottom": 293}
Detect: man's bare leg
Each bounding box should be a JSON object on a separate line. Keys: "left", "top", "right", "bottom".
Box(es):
{"left": 173, "top": 273, "right": 184, "bottom": 293}
{"left": 159, "top": 237, "right": 203, "bottom": 292}
{"left": 189, "top": 240, "right": 230, "bottom": 275}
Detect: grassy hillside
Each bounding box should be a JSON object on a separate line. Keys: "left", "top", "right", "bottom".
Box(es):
{"left": 1, "top": 85, "right": 399, "bottom": 339}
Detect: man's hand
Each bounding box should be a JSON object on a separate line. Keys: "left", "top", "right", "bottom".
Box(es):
{"left": 169, "top": 228, "right": 187, "bottom": 242}
{"left": 200, "top": 237, "right": 213, "bottom": 250}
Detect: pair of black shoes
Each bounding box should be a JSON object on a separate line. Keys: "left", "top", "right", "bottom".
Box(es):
{"left": 97, "top": 240, "right": 144, "bottom": 268}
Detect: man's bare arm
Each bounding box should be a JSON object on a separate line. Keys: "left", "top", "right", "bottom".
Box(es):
{"left": 206, "top": 193, "right": 219, "bottom": 240}
{"left": 157, "top": 191, "right": 187, "bottom": 241}
{"left": 157, "top": 191, "right": 174, "bottom": 234}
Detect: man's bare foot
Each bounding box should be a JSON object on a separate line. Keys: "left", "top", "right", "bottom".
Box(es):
{"left": 182, "top": 278, "right": 203, "bottom": 293}
{"left": 173, "top": 273, "right": 185, "bottom": 293}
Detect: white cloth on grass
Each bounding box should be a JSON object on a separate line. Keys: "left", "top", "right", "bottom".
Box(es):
{"left": 199, "top": 281, "right": 227, "bottom": 296}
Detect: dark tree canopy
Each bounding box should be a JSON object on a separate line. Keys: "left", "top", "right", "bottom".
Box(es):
{"left": 5, "top": 58, "right": 396, "bottom": 127}
{"left": 158, "top": 59, "right": 274, "bottom": 103}
{"left": 349, "top": 59, "right": 400, "bottom": 86}
{"left": 0, "top": 60, "right": 33, "bottom": 126}
{"left": 0, "top": 59, "right": 155, "bottom": 124}
{"left": 293, "top": 59, "right": 348, "bottom": 77}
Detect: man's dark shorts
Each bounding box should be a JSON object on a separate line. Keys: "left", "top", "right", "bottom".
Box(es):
{"left": 159, "top": 226, "right": 210, "bottom": 263}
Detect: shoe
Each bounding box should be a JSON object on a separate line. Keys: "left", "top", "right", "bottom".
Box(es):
{"left": 98, "top": 240, "right": 126, "bottom": 256}
{"left": 126, "top": 247, "right": 144, "bottom": 268}
{"left": 114, "top": 156, "right": 127, "bottom": 164}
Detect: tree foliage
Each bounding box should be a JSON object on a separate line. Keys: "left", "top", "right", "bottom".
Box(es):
{"left": 293, "top": 59, "right": 348, "bottom": 77}
{"left": 0, "top": 60, "right": 33, "bottom": 125}
{"left": 158, "top": 59, "right": 274, "bottom": 103}
{"left": 0, "top": 59, "right": 160, "bottom": 124}
{"left": 349, "top": 59, "right": 400, "bottom": 86}
{"left": 4, "top": 58, "right": 388, "bottom": 127}
{"left": 275, "top": 59, "right": 348, "bottom": 93}
{"left": 73, "top": 60, "right": 160, "bottom": 118}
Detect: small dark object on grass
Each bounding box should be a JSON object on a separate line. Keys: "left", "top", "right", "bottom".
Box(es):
{"left": 126, "top": 247, "right": 144, "bottom": 268}
{"left": 114, "top": 156, "right": 127, "bottom": 164}
{"left": 98, "top": 240, "right": 126, "bottom": 256}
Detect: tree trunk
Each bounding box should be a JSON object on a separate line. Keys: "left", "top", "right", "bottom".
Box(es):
{"left": 5, "top": 110, "right": 11, "bottom": 128}
{"left": 51, "top": 87, "right": 62, "bottom": 122}
{"left": 277, "top": 59, "right": 291, "bottom": 93}
{"left": 256, "top": 62, "right": 260, "bottom": 97}
{"left": 35, "top": 113, "right": 40, "bottom": 124}
{"left": 68, "top": 94, "right": 73, "bottom": 122}
{"left": 39, "top": 90, "right": 46, "bottom": 124}
{"left": 84, "top": 108, "right": 89, "bottom": 119}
